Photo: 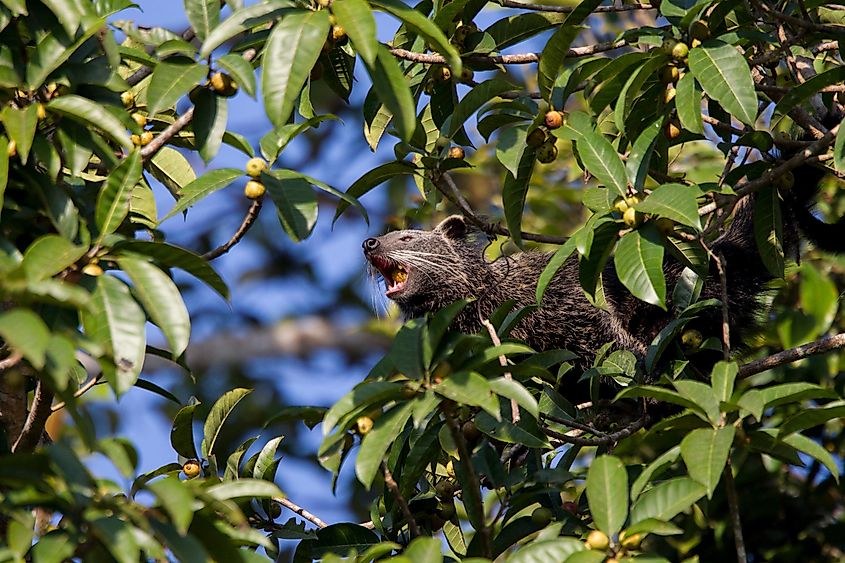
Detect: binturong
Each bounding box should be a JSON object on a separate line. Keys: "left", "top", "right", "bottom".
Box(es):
{"left": 362, "top": 163, "right": 845, "bottom": 370}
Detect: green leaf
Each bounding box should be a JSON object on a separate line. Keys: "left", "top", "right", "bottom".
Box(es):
{"left": 21, "top": 235, "right": 86, "bottom": 281}
{"left": 217, "top": 53, "right": 257, "bottom": 98}
{"left": 118, "top": 256, "right": 190, "bottom": 357}
{"left": 636, "top": 184, "right": 702, "bottom": 230}
{"left": 148, "top": 475, "right": 195, "bottom": 534}
{"left": 91, "top": 517, "right": 139, "bottom": 563}
{"left": 82, "top": 276, "right": 146, "bottom": 395}
{"left": 331, "top": 0, "right": 377, "bottom": 66}
{"left": 113, "top": 240, "right": 228, "bottom": 299}
{"left": 170, "top": 403, "right": 198, "bottom": 459}
{"left": 625, "top": 117, "right": 662, "bottom": 192}
{"left": 0, "top": 105, "right": 37, "bottom": 163}
{"left": 447, "top": 78, "right": 515, "bottom": 138}
{"left": 562, "top": 111, "right": 627, "bottom": 197}
{"left": 333, "top": 160, "right": 417, "bottom": 222}
{"left": 435, "top": 371, "right": 500, "bottom": 420}
{"left": 260, "top": 115, "right": 338, "bottom": 163}
{"left": 674, "top": 380, "right": 721, "bottom": 425}
{"left": 778, "top": 431, "right": 840, "bottom": 483}
{"left": 759, "top": 382, "right": 838, "bottom": 408}
{"left": 0, "top": 308, "right": 50, "bottom": 369}
{"left": 538, "top": 25, "right": 582, "bottom": 101}
{"left": 835, "top": 121, "right": 845, "bottom": 174}
{"left": 371, "top": 0, "right": 461, "bottom": 74}
{"left": 496, "top": 124, "right": 529, "bottom": 178}
{"left": 159, "top": 168, "right": 242, "bottom": 223}
{"left": 147, "top": 60, "right": 208, "bottom": 116}
{"left": 502, "top": 143, "right": 537, "bottom": 248}
{"left": 148, "top": 146, "right": 197, "bottom": 196}
{"left": 676, "top": 72, "right": 703, "bottom": 134}
{"left": 96, "top": 150, "right": 142, "bottom": 240}
{"left": 753, "top": 184, "right": 785, "bottom": 277}
{"left": 586, "top": 455, "right": 628, "bottom": 536}
{"left": 475, "top": 410, "right": 551, "bottom": 448}
{"left": 711, "top": 361, "right": 737, "bottom": 403}
{"left": 201, "top": 388, "right": 252, "bottom": 457}
{"left": 629, "top": 477, "right": 706, "bottom": 525}
{"left": 365, "top": 45, "right": 416, "bottom": 142}
{"left": 631, "top": 446, "right": 681, "bottom": 500}
{"left": 355, "top": 401, "right": 414, "bottom": 489}
{"left": 536, "top": 236, "right": 577, "bottom": 303}
{"left": 614, "top": 224, "right": 666, "bottom": 309}
{"left": 200, "top": 0, "right": 294, "bottom": 58}
{"left": 688, "top": 40, "right": 757, "bottom": 126}
{"left": 262, "top": 9, "right": 330, "bottom": 127}
{"left": 778, "top": 403, "right": 845, "bottom": 437}
{"left": 193, "top": 88, "right": 228, "bottom": 163}
{"left": 507, "top": 538, "right": 587, "bottom": 563}
{"left": 680, "top": 426, "right": 734, "bottom": 498}
{"left": 184, "top": 0, "right": 219, "bottom": 41}
{"left": 263, "top": 171, "right": 318, "bottom": 242}
{"left": 0, "top": 135, "right": 8, "bottom": 210}
{"left": 47, "top": 95, "right": 132, "bottom": 148}
{"left": 488, "top": 377, "right": 539, "bottom": 419}
{"left": 403, "top": 536, "right": 442, "bottom": 563}
{"left": 253, "top": 435, "right": 284, "bottom": 479}
{"left": 206, "top": 478, "right": 282, "bottom": 500}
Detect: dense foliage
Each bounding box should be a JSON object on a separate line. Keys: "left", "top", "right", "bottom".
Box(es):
{"left": 0, "top": 0, "right": 844, "bottom": 561}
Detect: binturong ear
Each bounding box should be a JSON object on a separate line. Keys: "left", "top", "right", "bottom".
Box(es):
{"left": 434, "top": 215, "right": 470, "bottom": 240}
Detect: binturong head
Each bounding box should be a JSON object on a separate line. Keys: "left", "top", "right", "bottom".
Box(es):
{"left": 362, "top": 215, "right": 490, "bottom": 318}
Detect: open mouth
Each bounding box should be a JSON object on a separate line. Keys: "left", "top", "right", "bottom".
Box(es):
{"left": 369, "top": 256, "right": 409, "bottom": 297}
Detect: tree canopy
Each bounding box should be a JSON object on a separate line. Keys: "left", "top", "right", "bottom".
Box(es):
{"left": 0, "top": 0, "right": 844, "bottom": 561}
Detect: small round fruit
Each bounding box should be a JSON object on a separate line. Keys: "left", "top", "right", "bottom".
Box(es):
{"left": 621, "top": 532, "right": 643, "bottom": 549}
{"left": 663, "top": 85, "right": 676, "bottom": 104}
{"left": 671, "top": 41, "right": 690, "bottom": 61}
{"left": 536, "top": 140, "right": 558, "bottom": 163}
{"left": 774, "top": 169, "right": 795, "bottom": 190}
{"left": 613, "top": 197, "right": 629, "bottom": 214}
{"left": 690, "top": 20, "right": 710, "bottom": 40}
{"left": 82, "top": 263, "right": 104, "bottom": 276}
{"left": 120, "top": 90, "right": 135, "bottom": 108}
{"left": 244, "top": 179, "right": 266, "bottom": 199}
{"left": 526, "top": 128, "right": 546, "bottom": 148}
{"left": 531, "top": 507, "right": 553, "bottom": 527}
{"left": 447, "top": 146, "right": 465, "bottom": 159}
{"left": 665, "top": 120, "right": 682, "bottom": 140}
{"left": 331, "top": 25, "right": 347, "bottom": 45}
{"left": 435, "top": 66, "right": 452, "bottom": 82}
{"left": 182, "top": 460, "right": 201, "bottom": 478}
{"left": 459, "top": 68, "right": 474, "bottom": 83}
{"left": 245, "top": 157, "right": 268, "bottom": 178}
{"left": 585, "top": 530, "right": 610, "bottom": 551}
{"left": 691, "top": 38, "right": 702, "bottom": 49}
{"left": 660, "top": 65, "right": 680, "bottom": 84}
{"left": 131, "top": 112, "right": 147, "bottom": 127}
{"left": 461, "top": 420, "right": 481, "bottom": 443}
{"left": 681, "top": 328, "right": 703, "bottom": 350}
{"left": 661, "top": 37, "right": 679, "bottom": 55}
{"left": 454, "top": 23, "right": 477, "bottom": 44}
{"left": 36, "top": 103, "right": 46, "bottom": 120}
{"left": 623, "top": 207, "right": 643, "bottom": 228}
{"left": 140, "top": 131, "right": 154, "bottom": 146}
{"left": 544, "top": 110, "right": 564, "bottom": 129}
{"left": 625, "top": 195, "right": 641, "bottom": 207}
{"left": 435, "top": 479, "right": 455, "bottom": 499}
{"left": 356, "top": 415, "right": 374, "bottom": 435}
{"left": 131, "top": 134, "right": 142, "bottom": 146}
{"left": 210, "top": 72, "right": 238, "bottom": 96}
{"left": 269, "top": 501, "right": 282, "bottom": 519}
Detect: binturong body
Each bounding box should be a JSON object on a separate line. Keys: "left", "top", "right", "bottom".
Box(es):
{"left": 362, "top": 163, "right": 843, "bottom": 369}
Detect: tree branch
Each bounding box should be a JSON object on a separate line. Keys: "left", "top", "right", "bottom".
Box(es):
{"left": 739, "top": 332, "right": 845, "bottom": 379}
{"left": 499, "top": 0, "right": 655, "bottom": 12}
{"left": 724, "top": 460, "right": 748, "bottom": 563}
{"left": 203, "top": 197, "right": 264, "bottom": 261}
{"left": 275, "top": 496, "right": 328, "bottom": 528}
{"left": 382, "top": 464, "right": 420, "bottom": 538}
{"left": 480, "top": 318, "right": 519, "bottom": 424}
{"left": 13, "top": 380, "right": 53, "bottom": 453}
{"left": 543, "top": 414, "right": 648, "bottom": 447}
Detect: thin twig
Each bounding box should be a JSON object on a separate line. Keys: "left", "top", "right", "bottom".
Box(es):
{"left": 724, "top": 460, "right": 748, "bottom": 563}
{"left": 202, "top": 198, "right": 264, "bottom": 261}
{"left": 758, "top": 2, "right": 844, "bottom": 34}
{"left": 13, "top": 380, "right": 54, "bottom": 453}
{"left": 480, "top": 318, "right": 519, "bottom": 424}
{"left": 739, "top": 332, "right": 845, "bottom": 378}
{"left": 275, "top": 496, "right": 328, "bottom": 528}
{"left": 382, "top": 464, "right": 420, "bottom": 538}
{"left": 543, "top": 413, "right": 648, "bottom": 447}
{"left": 140, "top": 108, "right": 195, "bottom": 161}
{"left": 541, "top": 413, "right": 609, "bottom": 438}
{"left": 443, "top": 410, "right": 491, "bottom": 558}
{"left": 0, "top": 351, "right": 22, "bottom": 371}
{"left": 713, "top": 251, "right": 731, "bottom": 360}
{"left": 51, "top": 372, "right": 104, "bottom": 412}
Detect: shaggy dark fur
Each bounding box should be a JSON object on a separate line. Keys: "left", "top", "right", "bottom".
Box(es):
{"left": 363, "top": 164, "right": 840, "bottom": 368}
